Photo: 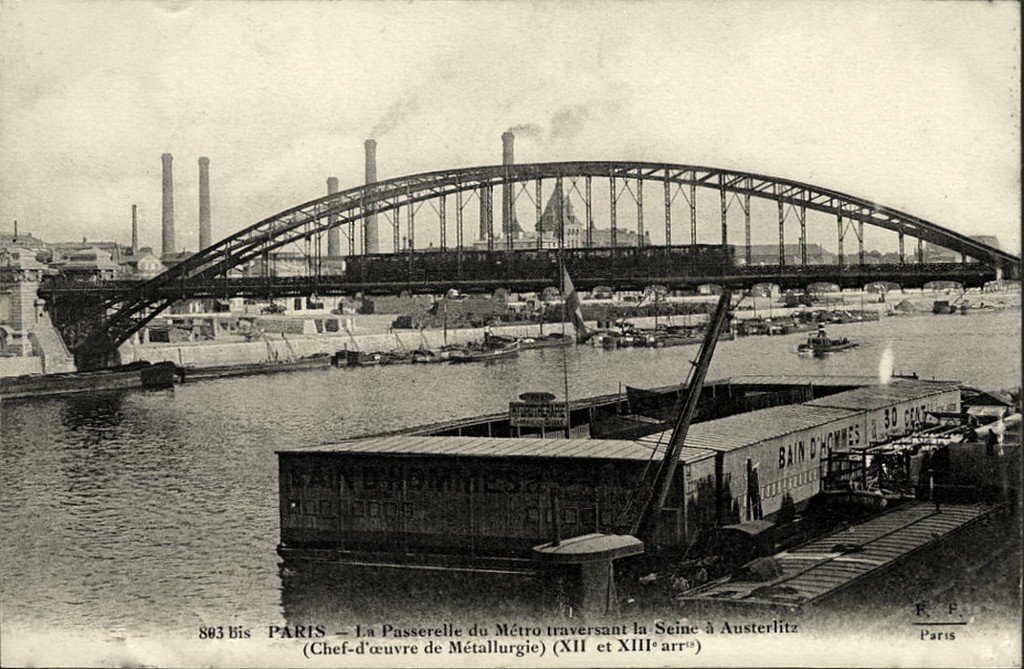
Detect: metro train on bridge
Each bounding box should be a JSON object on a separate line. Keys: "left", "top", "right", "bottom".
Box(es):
{"left": 344, "top": 243, "right": 736, "bottom": 287}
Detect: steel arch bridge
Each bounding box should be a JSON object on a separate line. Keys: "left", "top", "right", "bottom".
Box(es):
{"left": 57, "top": 160, "right": 1019, "bottom": 369}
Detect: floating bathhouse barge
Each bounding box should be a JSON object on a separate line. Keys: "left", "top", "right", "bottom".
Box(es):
{"left": 277, "top": 379, "right": 961, "bottom": 565}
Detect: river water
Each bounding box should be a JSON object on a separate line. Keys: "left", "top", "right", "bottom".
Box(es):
{"left": 0, "top": 310, "right": 1019, "bottom": 658}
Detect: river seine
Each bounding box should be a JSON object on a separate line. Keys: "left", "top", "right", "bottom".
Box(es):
{"left": 1, "top": 310, "right": 1019, "bottom": 649}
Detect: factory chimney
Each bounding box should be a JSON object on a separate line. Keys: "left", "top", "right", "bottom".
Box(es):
{"left": 161, "top": 153, "right": 175, "bottom": 257}
{"left": 501, "top": 132, "right": 525, "bottom": 241}
{"left": 326, "top": 177, "right": 341, "bottom": 257}
{"left": 502, "top": 131, "right": 515, "bottom": 165}
{"left": 131, "top": 204, "right": 139, "bottom": 253}
{"left": 364, "top": 139, "right": 379, "bottom": 255}
{"left": 502, "top": 131, "right": 515, "bottom": 239}
{"left": 198, "top": 157, "right": 211, "bottom": 250}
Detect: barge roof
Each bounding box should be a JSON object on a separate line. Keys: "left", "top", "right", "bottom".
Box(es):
{"left": 637, "top": 404, "right": 862, "bottom": 454}
{"left": 720, "top": 374, "right": 891, "bottom": 388}
{"left": 279, "top": 434, "right": 718, "bottom": 463}
{"left": 806, "top": 379, "right": 960, "bottom": 411}
{"left": 281, "top": 379, "right": 960, "bottom": 461}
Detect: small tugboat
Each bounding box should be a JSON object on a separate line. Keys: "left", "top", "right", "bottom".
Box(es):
{"left": 797, "top": 325, "right": 855, "bottom": 356}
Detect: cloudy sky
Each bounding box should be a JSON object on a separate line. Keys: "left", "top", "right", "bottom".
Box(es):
{"left": 1, "top": 0, "right": 1019, "bottom": 254}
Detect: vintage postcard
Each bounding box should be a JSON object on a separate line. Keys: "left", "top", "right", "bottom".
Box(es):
{"left": 1, "top": 1, "right": 1020, "bottom": 667}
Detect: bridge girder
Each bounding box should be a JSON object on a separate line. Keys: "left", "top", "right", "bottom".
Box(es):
{"left": 64, "top": 160, "right": 1019, "bottom": 368}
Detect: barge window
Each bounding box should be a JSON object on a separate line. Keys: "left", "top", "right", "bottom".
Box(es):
{"left": 368, "top": 502, "right": 381, "bottom": 518}
{"left": 563, "top": 508, "right": 579, "bottom": 525}
{"left": 581, "top": 508, "right": 596, "bottom": 528}
{"left": 526, "top": 507, "right": 540, "bottom": 523}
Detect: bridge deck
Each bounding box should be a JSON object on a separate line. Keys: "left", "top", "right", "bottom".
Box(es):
{"left": 40, "top": 261, "right": 1000, "bottom": 300}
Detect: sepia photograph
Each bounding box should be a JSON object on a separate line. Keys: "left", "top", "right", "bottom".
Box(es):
{"left": 1, "top": 1, "right": 1020, "bottom": 666}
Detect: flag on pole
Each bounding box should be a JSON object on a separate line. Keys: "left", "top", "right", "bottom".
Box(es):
{"left": 562, "top": 267, "right": 590, "bottom": 342}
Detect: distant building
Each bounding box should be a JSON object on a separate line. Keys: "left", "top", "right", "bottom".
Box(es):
{"left": 924, "top": 236, "right": 1000, "bottom": 263}
{"left": 54, "top": 248, "right": 120, "bottom": 281}
{"left": 0, "top": 232, "right": 49, "bottom": 256}
{"left": 50, "top": 240, "right": 128, "bottom": 265}
{"left": 971, "top": 235, "right": 1001, "bottom": 250}
{"left": 473, "top": 182, "right": 650, "bottom": 250}
{"left": 246, "top": 252, "right": 314, "bottom": 278}
{"left": 159, "top": 250, "right": 197, "bottom": 270}
{"left": 122, "top": 247, "right": 166, "bottom": 278}
{"left": 742, "top": 243, "right": 837, "bottom": 266}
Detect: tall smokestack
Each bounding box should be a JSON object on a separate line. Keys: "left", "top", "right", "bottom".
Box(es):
{"left": 161, "top": 153, "right": 175, "bottom": 257}
{"left": 198, "top": 157, "right": 211, "bottom": 250}
{"left": 502, "top": 131, "right": 515, "bottom": 165}
{"left": 131, "top": 204, "right": 139, "bottom": 253}
{"left": 502, "top": 132, "right": 515, "bottom": 239}
{"left": 327, "top": 177, "right": 341, "bottom": 257}
{"left": 364, "top": 139, "right": 379, "bottom": 255}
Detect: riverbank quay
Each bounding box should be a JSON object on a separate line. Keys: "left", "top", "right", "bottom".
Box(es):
{"left": 119, "top": 313, "right": 714, "bottom": 369}
{"left": 118, "top": 321, "right": 576, "bottom": 369}
{"left": 111, "top": 287, "right": 1018, "bottom": 369}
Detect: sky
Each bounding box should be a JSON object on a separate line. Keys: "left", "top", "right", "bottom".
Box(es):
{"left": 0, "top": 0, "right": 1020, "bottom": 255}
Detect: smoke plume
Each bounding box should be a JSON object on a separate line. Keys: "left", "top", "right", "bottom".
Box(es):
{"left": 549, "top": 105, "right": 589, "bottom": 140}
{"left": 506, "top": 122, "right": 543, "bottom": 139}
{"left": 371, "top": 92, "right": 423, "bottom": 138}
{"left": 878, "top": 345, "right": 894, "bottom": 384}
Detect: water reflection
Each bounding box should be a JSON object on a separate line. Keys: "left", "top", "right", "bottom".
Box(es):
{"left": 278, "top": 560, "right": 545, "bottom": 629}
{"left": 58, "top": 391, "right": 131, "bottom": 430}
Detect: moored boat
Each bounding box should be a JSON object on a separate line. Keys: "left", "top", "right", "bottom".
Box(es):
{"left": 447, "top": 340, "right": 521, "bottom": 363}
{"left": 342, "top": 350, "right": 387, "bottom": 367}
{"left": 383, "top": 350, "right": 414, "bottom": 365}
{"left": 181, "top": 353, "right": 332, "bottom": 380}
{"left": 518, "top": 332, "right": 573, "bottom": 350}
{"left": 0, "top": 360, "right": 178, "bottom": 400}
{"left": 410, "top": 348, "right": 448, "bottom": 364}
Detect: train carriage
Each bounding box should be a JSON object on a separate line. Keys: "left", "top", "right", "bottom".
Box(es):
{"left": 343, "top": 244, "right": 736, "bottom": 291}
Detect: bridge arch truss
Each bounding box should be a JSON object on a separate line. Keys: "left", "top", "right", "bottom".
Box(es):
{"left": 67, "top": 161, "right": 1019, "bottom": 366}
